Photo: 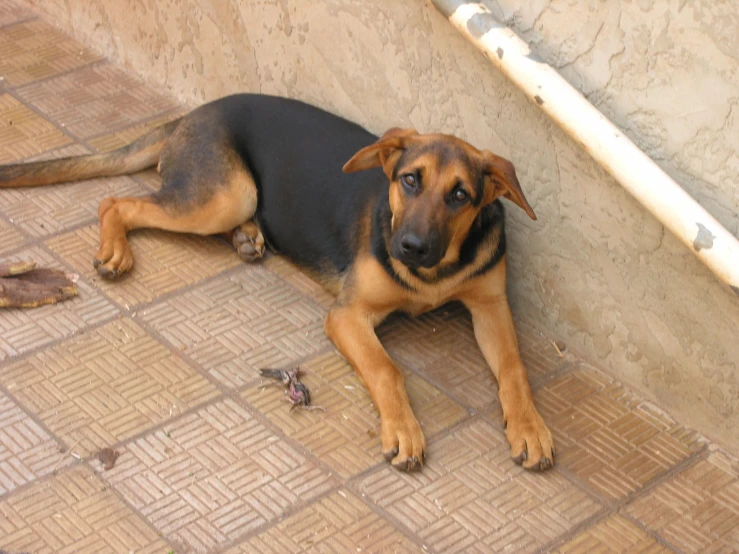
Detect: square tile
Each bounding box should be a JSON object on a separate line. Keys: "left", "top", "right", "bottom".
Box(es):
{"left": 0, "top": 19, "right": 102, "bottom": 88}
{"left": 0, "top": 246, "right": 118, "bottom": 361}
{"left": 46, "top": 224, "right": 244, "bottom": 308}
{"left": 242, "top": 350, "right": 469, "bottom": 478}
{"left": 101, "top": 398, "right": 339, "bottom": 552}
{"left": 532, "top": 365, "right": 706, "bottom": 501}
{"left": 554, "top": 514, "right": 673, "bottom": 553}
{"left": 227, "top": 489, "right": 423, "bottom": 553}
{"left": 0, "top": 389, "right": 72, "bottom": 495}
{"left": 623, "top": 451, "right": 739, "bottom": 553}
{"left": 14, "top": 63, "right": 178, "bottom": 139}
{"left": 0, "top": 465, "right": 172, "bottom": 553}
{"left": 356, "top": 419, "right": 603, "bottom": 554}
{"left": 0, "top": 93, "right": 73, "bottom": 163}
{"left": 139, "top": 269, "right": 331, "bottom": 388}
{"left": 0, "top": 318, "right": 220, "bottom": 455}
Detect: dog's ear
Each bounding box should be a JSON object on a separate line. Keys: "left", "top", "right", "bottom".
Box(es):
{"left": 343, "top": 128, "right": 417, "bottom": 175}
{"left": 482, "top": 151, "right": 536, "bottom": 220}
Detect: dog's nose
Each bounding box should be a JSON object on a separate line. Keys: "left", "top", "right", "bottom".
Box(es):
{"left": 400, "top": 234, "right": 429, "bottom": 262}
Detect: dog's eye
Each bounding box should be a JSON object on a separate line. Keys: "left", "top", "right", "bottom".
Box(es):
{"left": 453, "top": 189, "right": 468, "bottom": 203}
{"left": 401, "top": 174, "right": 417, "bottom": 188}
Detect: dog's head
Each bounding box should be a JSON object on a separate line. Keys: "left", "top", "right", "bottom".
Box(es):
{"left": 343, "top": 128, "right": 535, "bottom": 269}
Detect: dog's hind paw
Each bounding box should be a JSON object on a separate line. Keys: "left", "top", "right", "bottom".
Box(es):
{"left": 232, "top": 221, "right": 265, "bottom": 263}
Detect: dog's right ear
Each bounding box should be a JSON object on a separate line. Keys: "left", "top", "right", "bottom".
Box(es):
{"left": 343, "top": 128, "right": 417, "bottom": 175}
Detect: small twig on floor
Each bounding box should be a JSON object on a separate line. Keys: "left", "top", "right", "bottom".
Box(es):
{"left": 550, "top": 339, "right": 566, "bottom": 358}
{"left": 51, "top": 437, "right": 83, "bottom": 473}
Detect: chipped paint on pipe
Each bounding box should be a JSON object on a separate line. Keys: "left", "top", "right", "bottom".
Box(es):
{"left": 429, "top": 0, "right": 739, "bottom": 294}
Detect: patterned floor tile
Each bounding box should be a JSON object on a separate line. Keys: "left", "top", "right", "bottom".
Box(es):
{"left": 0, "top": 19, "right": 102, "bottom": 88}
{"left": 263, "top": 255, "right": 336, "bottom": 310}
{"left": 0, "top": 465, "right": 172, "bottom": 553}
{"left": 530, "top": 364, "right": 705, "bottom": 502}
{"left": 2, "top": 18, "right": 736, "bottom": 554}
{"left": 0, "top": 143, "right": 151, "bottom": 239}
{"left": 623, "top": 450, "right": 739, "bottom": 553}
{"left": 14, "top": 63, "right": 178, "bottom": 139}
{"left": 101, "top": 398, "right": 339, "bottom": 553}
{"left": 554, "top": 514, "right": 673, "bottom": 553}
{"left": 242, "top": 350, "right": 469, "bottom": 479}
{"left": 0, "top": 93, "right": 74, "bottom": 163}
{"left": 0, "top": 246, "right": 118, "bottom": 361}
{"left": 227, "top": 489, "right": 423, "bottom": 553}
{"left": 356, "top": 419, "right": 603, "bottom": 554}
{"left": 377, "top": 303, "right": 568, "bottom": 411}
{"left": 0, "top": 0, "right": 34, "bottom": 28}
{"left": 0, "top": 214, "right": 28, "bottom": 254}
{"left": 0, "top": 318, "right": 220, "bottom": 456}
{"left": 139, "top": 269, "right": 331, "bottom": 388}
{"left": 0, "top": 389, "right": 72, "bottom": 496}
{"left": 46, "top": 224, "right": 244, "bottom": 308}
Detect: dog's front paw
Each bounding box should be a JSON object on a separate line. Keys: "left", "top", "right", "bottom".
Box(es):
{"left": 505, "top": 406, "right": 555, "bottom": 471}
{"left": 381, "top": 410, "right": 426, "bottom": 472}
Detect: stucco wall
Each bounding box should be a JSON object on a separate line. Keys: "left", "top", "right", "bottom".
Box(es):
{"left": 24, "top": 0, "right": 739, "bottom": 450}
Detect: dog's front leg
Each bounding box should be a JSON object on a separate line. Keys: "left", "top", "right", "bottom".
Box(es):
{"left": 325, "top": 305, "right": 425, "bottom": 471}
{"left": 461, "top": 272, "right": 555, "bottom": 471}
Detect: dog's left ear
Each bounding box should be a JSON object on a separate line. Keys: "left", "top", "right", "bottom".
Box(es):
{"left": 343, "top": 128, "right": 417, "bottom": 176}
{"left": 482, "top": 151, "right": 536, "bottom": 220}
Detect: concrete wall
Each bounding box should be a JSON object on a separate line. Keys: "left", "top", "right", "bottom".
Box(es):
{"left": 26, "top": 0, "right": 739, "bottom": 450}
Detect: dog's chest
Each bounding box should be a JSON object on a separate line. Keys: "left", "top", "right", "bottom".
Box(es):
{"left": 402, "top": 301, "right": 439, "bottom": 317}
{"left": 401, "top": 288, "right": 457, "bottom": 316}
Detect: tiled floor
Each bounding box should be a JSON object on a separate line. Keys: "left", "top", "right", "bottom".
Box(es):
{"left": 0, "top": 9, "right": 737, "bottom": 554}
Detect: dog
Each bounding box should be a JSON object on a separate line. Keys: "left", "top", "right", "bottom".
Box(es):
{"left": 0, "top": 94, "right": 554, "bottom": 471}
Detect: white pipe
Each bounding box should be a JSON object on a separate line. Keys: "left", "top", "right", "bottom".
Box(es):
{"left": 430, "top": 0, "right": 739, "bottom": 295}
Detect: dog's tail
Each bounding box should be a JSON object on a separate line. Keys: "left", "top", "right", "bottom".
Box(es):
{"left": 0, "top": 118, "right": 182, "bottom": 188}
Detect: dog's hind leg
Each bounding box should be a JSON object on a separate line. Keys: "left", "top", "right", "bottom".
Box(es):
{"left": 94, "top": 141, "right": 259, "bottom": 278}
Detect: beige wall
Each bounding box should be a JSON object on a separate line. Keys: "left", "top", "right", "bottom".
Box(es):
{"left": 27, "top": 0, "right": 739, "bottom": 450}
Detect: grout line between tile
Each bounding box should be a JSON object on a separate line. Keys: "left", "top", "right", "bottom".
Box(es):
{"left": 206, "top": 481, "right": 345, "bottom": 554}
{"left": 0, "top": 214, "right": 101, "bottom": 257}
{"left": 0, "top": 312, "right": 121, "bottom": 378}
{"left": 618, "top": 510, "right": 689, "bottom": 554}
{"left": 0, "top": 379, "right": 66, "bottom": 453}
{"left": 350, "top": 485, "right": 434, "bottom": 553}
{"left": 0, "top": 14, "right": 37, "bottom": 31}
{"left": 536, "top": 446, "right": 709, "bottom": 553}
{"left": 7, "top": 65, "right": 100, "bottom": 142}
{"left": 5, "top": 57, "right": 110, "bottom": 95}
{"left": 80, "top": 458, "right": 179, "bottom": 551}
{"left": 532, "top": 506, "right": 619, "bottom": 554}
{"left": 0, "top": 455, "right": 83, "bottom": 502}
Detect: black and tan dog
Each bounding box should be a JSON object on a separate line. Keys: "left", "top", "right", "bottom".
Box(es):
{"left": 0, "top": 94, "right": 554, "bottom": 471}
